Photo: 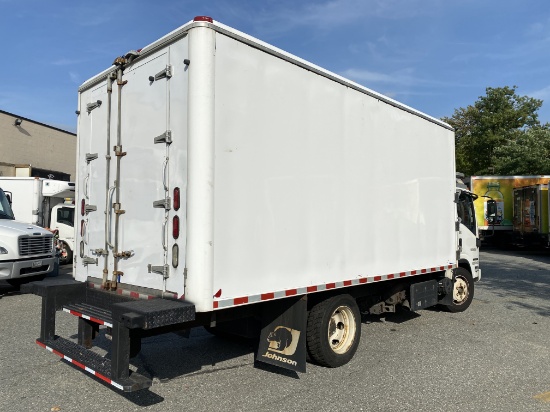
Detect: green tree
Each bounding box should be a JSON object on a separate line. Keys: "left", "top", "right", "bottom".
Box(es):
{"left": 492, "top": 127, "right": 550, "bottom": 175}
{"left": 442, "top": 86, "right": 545, "bottom": 175}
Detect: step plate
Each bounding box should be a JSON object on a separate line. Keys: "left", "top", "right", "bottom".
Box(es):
{"left": 63, "top": 303, "right": 113, "bottom": 328}
{"left": 36, "top": 336, "right": 151, "bottom": 392}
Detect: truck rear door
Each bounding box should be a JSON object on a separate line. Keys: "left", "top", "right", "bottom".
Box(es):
{"left": 76, "top": 39, "right": 188, "bottom": 297}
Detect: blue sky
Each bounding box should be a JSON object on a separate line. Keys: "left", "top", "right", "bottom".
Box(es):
{"left": 1, "top": 0, "right": 550, "bottom": 133}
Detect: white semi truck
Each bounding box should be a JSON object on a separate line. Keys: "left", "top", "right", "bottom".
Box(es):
{"left": 0, "top": 188, "right": 56, "bottom": 283}
{"left": 25, "top": 16, "right": 480, "bottom": 392}
{"left": 0, "top": 177, "right": 76, "bottom": 264}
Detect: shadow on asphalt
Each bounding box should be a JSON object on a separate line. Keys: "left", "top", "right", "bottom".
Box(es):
{"left": 480, "top": 247, "right": 550, "bottom": 317}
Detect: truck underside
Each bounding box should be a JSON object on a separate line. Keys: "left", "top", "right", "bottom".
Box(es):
{"left": 23, "top": 269, "right": 467, "bottom": 392}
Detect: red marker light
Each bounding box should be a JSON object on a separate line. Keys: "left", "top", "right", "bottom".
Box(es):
{"left": 193, "top": 16, "right": 213, "bottom": 23}
{"left": 173, "top": 187, "right": 180, "bottom": 211}
{"left": 214, "top": 289, "right": 222, "bottom": 298}
{"left": 81, "top": 199, "right": 85, "bottom": 215}
{"left": 173, "top": 215, "right": 180, "bottom": 239}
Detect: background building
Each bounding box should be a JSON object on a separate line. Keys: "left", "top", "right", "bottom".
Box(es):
{"left": 0, "top": 110, "right": 76, "bottom": 181}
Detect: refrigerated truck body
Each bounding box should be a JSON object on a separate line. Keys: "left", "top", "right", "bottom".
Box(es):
{"left": 513, "top": 184, "right": 549, "bottom": 247}
{"left": 25, "top": 16, "right": 480, "bottom": 392}
{"left": 466, "top": 175, "right": 550, "bottom": 243}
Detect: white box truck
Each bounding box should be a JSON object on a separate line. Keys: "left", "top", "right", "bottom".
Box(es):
{"left": 25, "top": 16, "right": 480, "bottom": 392}
{"left": 0, "top": 177, "right": 76, "bottom": 264}
{"left": 0, "top": 187, "right": 56, "bottom": 283}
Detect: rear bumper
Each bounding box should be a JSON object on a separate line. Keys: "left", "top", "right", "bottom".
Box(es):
{"left": 23, "top": 278, "right": 196, "bottom": 392}
{"left": 0, "top": 256, "right": 55, "bottom": 280}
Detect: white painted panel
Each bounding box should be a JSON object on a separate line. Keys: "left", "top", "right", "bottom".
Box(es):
{"left": 114, "top": 51, "right": 170, "bottom": 291}
{"left": 74, "top": 83, "right": 110, "bottom": 281}
{"left": 75, "top": 43, "right": 189, "bottom": 293}
{"left": 211, "top": 33, "right": 456, "bottom": 301}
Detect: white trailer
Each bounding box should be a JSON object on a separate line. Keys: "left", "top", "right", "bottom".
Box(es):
{"left": 25, "top": 16, "right": 480, "bottom": 392}
{"left": 0, "top": 177, "right": 75, "bottom": 264}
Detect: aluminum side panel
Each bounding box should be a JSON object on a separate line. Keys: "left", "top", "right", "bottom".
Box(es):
{"left": 211, "top": 33, "right": 456, "bottom": 301}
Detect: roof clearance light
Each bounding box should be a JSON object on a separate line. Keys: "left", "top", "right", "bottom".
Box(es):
{"left": 173, "top": 215, "right": 180, "bottom": 239}
{"left": 173, "top": 187, "right": 180, "bottom": 211}
{"left": 193, "top": 16, "right": 213, "bottom": 23}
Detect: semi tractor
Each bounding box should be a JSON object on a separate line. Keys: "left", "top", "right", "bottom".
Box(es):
{"left": 24, "top": 16, "right": 480, "bottom": 392}
{"left": 0, "top": 187, "right": 56, "bottom": 284}
{"left": 0, "top": 177, "right": 75, "bottom": 264}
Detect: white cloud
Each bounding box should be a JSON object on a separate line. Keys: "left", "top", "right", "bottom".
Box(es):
{"left": 530, "top": 85, "right": 550, "bottom": 100}
{"left": 251, "top": 0, "right": 440, "bottom": 37}
{"left": 52, "top": 58, "right": 85, "bottom": 66}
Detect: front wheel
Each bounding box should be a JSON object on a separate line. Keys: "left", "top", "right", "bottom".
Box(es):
{"left": 442, "top": 267, "right": 474, "bottom": 313}
{"left": 59, "top": 241, "right": 73, "bottom": 265}
{"left": 306, "top": 294, "right": 361, "bottom": 367}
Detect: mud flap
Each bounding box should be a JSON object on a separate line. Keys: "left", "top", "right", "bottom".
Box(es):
{"left": 256, "top": 295, "right": 307, "bottom": 373}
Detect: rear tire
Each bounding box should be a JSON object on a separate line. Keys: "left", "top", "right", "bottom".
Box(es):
{"left": 442, "top": 267, "right": 474, "bottom": 312}
{"left": 306, "top": 294, "right": 361, "bottom": 367}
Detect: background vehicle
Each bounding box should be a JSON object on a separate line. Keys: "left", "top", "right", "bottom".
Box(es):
{"left": 0, "top": 187, "right": 56, "bottom": 284}
{"left": 0, "top": 177, "right": 75, "bottom": 264}
{"left": 513, "top": 184, "right": 549, "bottom": 247}
{"left": 466, "top": 175, "right": 550, "bottom": 246}
{"left": 25, "top": 16, "right": 479, "bottom": 392}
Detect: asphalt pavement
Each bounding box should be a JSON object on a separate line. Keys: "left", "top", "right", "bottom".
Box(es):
{"left": 1, "top": 250, "right": 550, "bottom": 412}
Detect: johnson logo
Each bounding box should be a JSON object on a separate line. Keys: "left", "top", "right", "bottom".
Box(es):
{"left": 261, "top": 326, "right": 301, "bottom": 366}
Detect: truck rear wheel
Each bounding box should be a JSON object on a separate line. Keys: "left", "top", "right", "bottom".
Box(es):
{"left": 443, "top": 267, "right": 474, "bottom": 313}
{"left": 306, "top": 294, "right": 361, "bottom": 367}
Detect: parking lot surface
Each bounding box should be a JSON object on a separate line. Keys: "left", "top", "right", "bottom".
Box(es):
{"left": 1, "top": 250, "right": 550, "bottom": 412}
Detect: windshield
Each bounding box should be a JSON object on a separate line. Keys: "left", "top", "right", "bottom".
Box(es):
{"left": 0, "top": 189, "right": 15, "bottom": 220}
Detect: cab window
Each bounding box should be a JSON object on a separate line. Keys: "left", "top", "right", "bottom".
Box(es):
{"left": 457, "top": 193, "right": 476, "bottom": 235}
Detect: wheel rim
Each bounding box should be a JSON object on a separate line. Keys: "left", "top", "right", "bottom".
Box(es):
{"left": 453, "top": 276, "right": 469, "bottom": 305}
{"left": 327, "top": 305, "right": 356, "bottom": 354}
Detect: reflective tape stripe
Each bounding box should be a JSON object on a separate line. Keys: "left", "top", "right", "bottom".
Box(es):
{"left": 62, "top": 308, "right": 113, "bottom": 328}
{"left": 35, "top": 340, "right": 123, "bottom": 391}
{"left": 213, "top": 264, "right": 455, "bottom": 309}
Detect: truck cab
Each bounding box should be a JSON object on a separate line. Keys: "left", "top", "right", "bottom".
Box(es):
{"left": 456, "top": 176, "right": 481, "bottom": 281}
{"left": 49, "top": 202, "right": 75, "bottom": 264}
{"left": 0, "top": 188, "right": 56, "bottom": 283}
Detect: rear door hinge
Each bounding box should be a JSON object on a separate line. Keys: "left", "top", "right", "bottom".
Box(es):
{"left": 153, "top": 198, "right": 171, "bottom": 210}
{"left": 154, "top": 130, "right": 172, "bottom": 145}
{"left": 150, "top": 65, "right": 172, "bottom": 82}
{"left": 148, "top": 264, "right": 170, "bottom": 279}
{"left": 85, "top": 204, "right": 97, "bottom": 214}
{"left": 86, "top": 100, "right": 102, "bottom": 113}
{"left": 82, "top": 256, "right": 98, "bottom": 266}
{"left": 86, "top": 153, "right": 99, "bottom": 163}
